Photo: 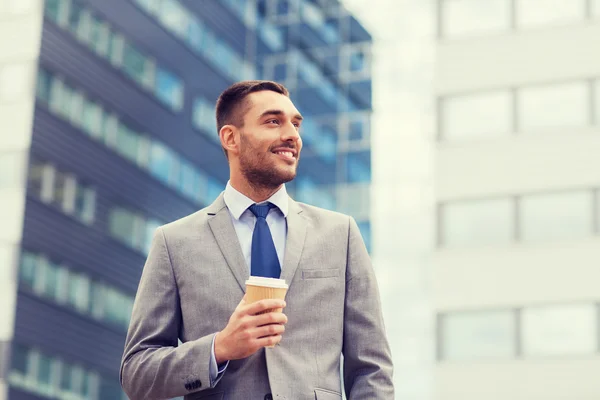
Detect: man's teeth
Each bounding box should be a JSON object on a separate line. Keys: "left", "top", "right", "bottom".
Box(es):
{"left": 275, "top": 151, "right": 293, "bottom": 157}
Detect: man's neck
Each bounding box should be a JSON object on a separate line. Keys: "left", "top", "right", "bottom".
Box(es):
{"left": 229, "top": 177, "right": 282, "bottom": 203}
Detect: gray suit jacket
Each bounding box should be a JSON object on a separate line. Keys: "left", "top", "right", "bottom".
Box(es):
{"left": 120, "top": 194, "right": 394, "bottom": 400}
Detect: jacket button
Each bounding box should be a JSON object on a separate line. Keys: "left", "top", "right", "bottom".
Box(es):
{"left": 264, "top": 394, "right": 273, "bottom": 400}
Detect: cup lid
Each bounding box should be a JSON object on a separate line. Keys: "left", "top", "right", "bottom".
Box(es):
{"left": 245, "top": 276, "right": 288, "bottom": 289}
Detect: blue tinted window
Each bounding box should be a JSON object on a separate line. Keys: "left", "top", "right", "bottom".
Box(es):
{"left": 149, "top": 142, "right": 174, "bottom": 183}
{"left": 346, "top": 153, "right": 371, "bottom": 183}
{"left": 187, "top": 20, "right": 204, "bottom": 51}
{"left": 155, "top": 68, "right": 183, "bottom": 111}
{"left": 276, "top": 0, "right": 290, "bottom": 15}
{"left": 357, "top": 221, "right": 371, "bottom": 252}
{"left": 273, "top": 62, "right": 287, "bottom": 81}
{"left": 323, "top": 21, "right": 339, "bottom": 43}
{"left": 207, "top": 177, "right": 224, "bottom": 202}
{"left": 349, "top": 119, "right": 365, "bottom": 141}
{"left": 44, "top": 0, "right": 61, "bottom": 22}
{"left": 315, "top": 128, "right": 337, "bottom": 163}
{"left": 260, "top": 23, "right": 285, "bottom": 51}
{"left": 350, "top": 50, "right": 365, "bottom": 72}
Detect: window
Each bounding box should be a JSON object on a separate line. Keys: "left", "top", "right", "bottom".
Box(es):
{"left": 116, "top": 123, "right": 140, "bottom": 163}
{"left": 89, "top": 16, "right": 110, "bottom": 57}
{"left": 441, "top": 91, "right": 513, "bottom": 141}
{"left": 192, "top": 97, "right": 217, "bottom": 139}
{"left": 440, "top": 0, "right": 511, "bottom": 38}
{"left": 316, "top": 128, "right": 337, "bottom": 164}
{"left": 67, "top": 271, "right": 90, "bottom": 313}
{"left": 28, "top": 160, "right": 96, "bottom": 225}
{"left": 155, "top": 68, "right": 183, "bottom": 111}
{"left": 11, "top": 343, "right": 29, "bottom": 376}
{"left": 47, "top": 0, "right": 184, "bottom": 111}
{"left": 36, "top": 68, "right": 51, "bottom": 103}
{"left": 75, "top": 186, "right": 96, "bottom": 224}
{"left": 44, "top": 0, "right": 63, "bottom": 23}
{"left": 149, "top": 142, "right": 176, "bottom": 184}
{"left": 521, "top": 304, "right": 597, "bottom": 356}
{"left": 357, "top": 221, "right": 372, "bottom": 253}
{"left": 259, "top": 22, "right": 285, "bottom": 51}
{"left": 39, "top": 68, "right": 213, "bottom": 204}
{"left": 90, "top": 282, "right": 105, "bottom": 320}
{"left": 302, "top": 0, "right": 325, "bottom": 28}
{"left": 109, "top": 208, "right": 136, "bottom": 248}
{"left": 440, "top": 198, "right": 514, "bottom": 247}
{"left": 19, "top": 252, "right": 38, "bottom": 289}
{"left": 345, "top": 152, "right": 371, "bottom": 184}
{"left": 122, "top": 42, "right": 153, "bottom": 88}
{"left": 36, "top": 353, "right": 55, "bottom": 394}
{"left": 82, "top": 101, "right": 103, "bottom": 138}
{"left": 516, "top": 0, "right": 586, "bottom": 28}
{"left": 519, "top": 190, "right": 593, "bottom": 242}
{"left": 518, "top": 81, "right": 589, "bottom": 132}
{"left": 42, "top": 260, "right": 60, "bottom": 299}
{"left": 440, "top": 310, "right": 516, "bottom": 360}
{"left": 159, "top": 0, "right": 190, "bottom": 39}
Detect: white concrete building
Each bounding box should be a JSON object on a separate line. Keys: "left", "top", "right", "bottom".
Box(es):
{"left": 434, "top": 1, "right": 600, "bottom": 399}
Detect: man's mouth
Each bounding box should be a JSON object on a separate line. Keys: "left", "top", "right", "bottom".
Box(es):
{"left": 272, "top": 147, "right": 297, "bottom": 162}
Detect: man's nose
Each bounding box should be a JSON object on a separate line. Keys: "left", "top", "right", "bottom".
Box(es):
{"left": 281, "top": 122, "right": 300, "bottom": 142}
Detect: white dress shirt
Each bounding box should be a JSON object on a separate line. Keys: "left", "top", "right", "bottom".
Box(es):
{"left": 209, "top": 182, "right": 289, "bottom": 386}
{"left": 223, "top": 181, "right": 288, "bottom": 271}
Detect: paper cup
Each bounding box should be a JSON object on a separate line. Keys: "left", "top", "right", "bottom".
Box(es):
{"left": 245, "top": 276, "right": 288, "bottom": 313}
{"left": 245, "top": 277, "right": 288, "bottom": 348}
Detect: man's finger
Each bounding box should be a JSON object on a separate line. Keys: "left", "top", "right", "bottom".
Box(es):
{"left": 244, "top": 299, "right": 286, "bottom": 315}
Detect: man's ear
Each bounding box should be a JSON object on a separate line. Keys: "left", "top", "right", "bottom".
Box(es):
{"left": 220, "top": 125, "right": 239, "bottom": 155}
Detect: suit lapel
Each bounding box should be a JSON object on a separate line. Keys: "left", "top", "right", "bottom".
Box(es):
{"left": 280, "top": 198, "right": 307, "bottom": 287}
{"left": 207, "top": 194, "right": 249, "bottom": 292}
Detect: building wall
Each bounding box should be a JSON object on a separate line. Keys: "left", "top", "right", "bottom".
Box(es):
{"left": 434, "top": 2, "right": 600, "bottom": 399}
{"left": 0, "top": 1, "right": 44, "bottom": 399}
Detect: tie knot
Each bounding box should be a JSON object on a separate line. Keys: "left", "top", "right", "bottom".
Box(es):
{"left": 249, "top": 203, "right": 275, "bottom": 219}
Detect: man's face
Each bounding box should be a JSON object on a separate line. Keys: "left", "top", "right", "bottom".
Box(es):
{"left": 236, "top": 90, "right": 303, "bottom": 188}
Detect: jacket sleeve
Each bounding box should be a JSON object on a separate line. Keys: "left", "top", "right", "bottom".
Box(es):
{"left": 343, "top": 217, "right": 395, "bottom": 399}
{"left": 120, "top": 227, "right": 216, "bottom": 400}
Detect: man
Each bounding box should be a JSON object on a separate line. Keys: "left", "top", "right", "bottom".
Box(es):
{"left": 120, "top": 81, "right": 394, "bottom": 400}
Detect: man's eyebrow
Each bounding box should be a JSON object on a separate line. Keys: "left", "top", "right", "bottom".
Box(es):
{"left": 259, "top": 109, "right": 304, "bottom": 121}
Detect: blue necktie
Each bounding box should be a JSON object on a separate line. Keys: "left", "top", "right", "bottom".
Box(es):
{"left": 249, "top": 203, "right": 280, "bottom": 278}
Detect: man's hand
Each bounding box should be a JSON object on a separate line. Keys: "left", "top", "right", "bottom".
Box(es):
{"left": 214, "top": 297, "right": 287, "bottom": 364}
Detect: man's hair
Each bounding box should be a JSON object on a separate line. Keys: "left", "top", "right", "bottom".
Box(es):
{"left": 215, "top": 80, "right": 289, "bottom": 157}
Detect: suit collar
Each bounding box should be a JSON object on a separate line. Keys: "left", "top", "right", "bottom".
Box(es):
{"left": 206, "top": 193, "right": 307, "bottom": 291}
{"left": 279, "top": 198, "right": 307, "bottom": 286}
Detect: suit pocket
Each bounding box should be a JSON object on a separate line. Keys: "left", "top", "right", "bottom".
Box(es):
{"left": 314, "top": 388, "right": 342, "bottom": 399}
{"left": 302, "top": 268, "right": 340, "bottom": 279}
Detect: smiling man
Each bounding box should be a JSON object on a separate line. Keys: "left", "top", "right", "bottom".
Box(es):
{"left": 120, "top": 81, "right": 394, "bottom": 400}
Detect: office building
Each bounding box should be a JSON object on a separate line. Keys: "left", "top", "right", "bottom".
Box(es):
{"left": 434, "top": 1, "right": 600, "bottom": 399}
{"left": 0, "top": 0, "right": 372, "bottom": 399}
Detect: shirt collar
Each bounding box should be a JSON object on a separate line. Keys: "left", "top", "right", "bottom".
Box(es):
{"left": 224, "top": 181, "right": 289, "bottom": 220}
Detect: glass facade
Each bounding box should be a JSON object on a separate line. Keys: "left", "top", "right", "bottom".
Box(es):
{"left": 6, "top": 1, "right": 373, "bottom": 399}
{"left": 44, "top": 0, "right": 184, "bottom": 111}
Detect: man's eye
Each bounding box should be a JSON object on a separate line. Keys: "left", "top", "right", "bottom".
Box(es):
{"left": 267, "top": 119, "right": 279, "bottom": 124}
